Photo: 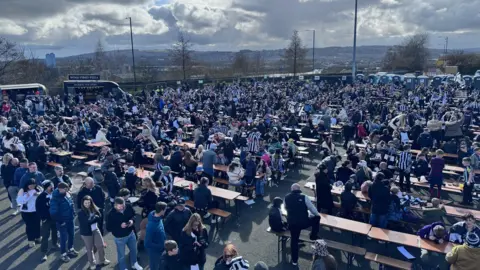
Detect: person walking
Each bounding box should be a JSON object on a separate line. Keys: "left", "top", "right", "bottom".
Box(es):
{"left": 314, "top": 164, "right": 334, "bottom": 214}
{"left": 107, "top": 197, "right": 143, "bottom": 270}
{"left": 144, "top": 202, "right": 167, "bottom": 270}
{"left": 35, "top": 180, "right": 58, "bottom": 262}
{"left": 78, "top": 195, "right": 110, "bottom": 269}
{"left": 12, "top": 158, "right": 28, "bottom": 215}
{"left": 285, "top": 183, "right": 321, "bottom": 266}
{"left": 179, "top": 213, "right": 209, "bottom": 270}
{"left": 3, "top": 155, "right": 19, "bottom": 216}
{"left": 17, "top": 178, "right": 42, "bottom": 248}
{"left": 50, "top": 182, "right": 78, "bottom": 263}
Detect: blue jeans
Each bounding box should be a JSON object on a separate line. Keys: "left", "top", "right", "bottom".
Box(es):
{"left": 57, "top": 220, "right": 74, "bottom": 254}
{"left": 114, "top": 231, "right": 138, "bottom": 270}
{"left": 230, "top": 179, "right": 245, "bottom": 186}
{"left": 147, "top": 249, "right": 163, "bottom": 270}
{"left": 369, "top": 214, "right": 388, "bottom": 228}
{"left": 256, "top": 179, "right": 265, "bottom": 196}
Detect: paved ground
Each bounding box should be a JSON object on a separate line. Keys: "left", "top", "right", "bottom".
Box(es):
{"left": 0, "top": 147, "right": 466, "bottom": 270}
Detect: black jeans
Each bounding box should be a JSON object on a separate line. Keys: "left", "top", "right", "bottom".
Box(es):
{"left": 272, "top": 171, "right": 282, "bottom": 185}
{"left": 22, "top": 212, "right": 41, "bottom": 241}
{"left": 399, "top": 170, "right": 411, "bottom": 191}
{"left": 40, "top": 219, "right": 58, "bottom": 253}
{"left": 289, "top": 216, "right": 321, "bottom": 263}
{"left": 463, "top": 182, "right": 474, "bottom": 204}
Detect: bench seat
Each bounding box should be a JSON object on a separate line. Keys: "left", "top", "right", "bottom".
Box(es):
{"left": 365, "top": 252, "right": 412, "bottom": 270}
{"left": 214, "top": 178, "right": 254, "bottom": 190}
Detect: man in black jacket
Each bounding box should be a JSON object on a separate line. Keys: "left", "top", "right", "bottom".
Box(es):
{"left": 164, "top": 199, "right": 192, "bottom": 242}
{"left": 285, "top": 184, "right": 320, "bottom": 266}
{"left": 193, "top": 177, "right": 218, "bottom": 220}
{"left": 35, "top": 180, "right": 58, "bottom": 262}
{"left": 50, "top": 165, "right": 72, "bottom": 188}
{"left": 368, "top": 173, "right": 391, "bottom": 228}
{"left": 77, "top": 177, "right": 106, "bottom": 234}
{"left": 106, "top": 197, "right": 143, "bottom": 270}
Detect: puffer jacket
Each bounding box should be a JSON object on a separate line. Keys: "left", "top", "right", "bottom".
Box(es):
{"left": 49, "top": 189, "right": 75, "bottom": 223}
{"left": 144, "top": 211, "right": 166, "bottom": 252}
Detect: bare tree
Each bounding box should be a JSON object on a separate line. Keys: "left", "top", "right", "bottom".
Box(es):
{"left": 93, "top": 39, "right": 106, "bottom": 72}
{"left": 232, "top": 51, "right": 251, "bottom": 76}
{"left": 382, "top": 33, "right": 430, "bottom": 72}
{"left": 0, "top": 37, "right": 24, "bottom": 83}
{"left": 169, "top": 32, "right": 194, "bottom": 80}
{"left": 442, "top": 50, "right": 480, "bottom": 74}
{"left": 283, "top": 31, "right": 307, "bottom": 76}
{"left": 253, "top": 51, "right": 265, "bottom": 75}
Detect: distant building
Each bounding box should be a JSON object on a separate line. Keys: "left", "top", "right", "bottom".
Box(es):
{"left": 45, "top": 53, "right": 56, "bottom": 68}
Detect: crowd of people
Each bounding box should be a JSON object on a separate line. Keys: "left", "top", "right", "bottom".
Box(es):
{"left": 0, "top": 78, "right": 479, "bottom": 269}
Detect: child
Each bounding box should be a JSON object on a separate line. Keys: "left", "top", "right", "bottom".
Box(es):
{"left": 429, "top": 149, "right": 445, "bottom": 198}
{"left": 125, "top": 166, "right": 138, "bottom": 196}
{"left": 417, "top": 222, "right": 448, "bottom": 267}
{"left": 160, "top": 240, "right": 187, "bottom": 270}
{"left": 268, "top": 197, "right": 288, "bottom": 232}
{"left": 413, "top": 153, "right": 429, "bottom": 178}
{"left": 449, "top": 214, "right": 480, "bottom": 244}
{"left": 461, "top": 157, "right": 475, "bottom": 205}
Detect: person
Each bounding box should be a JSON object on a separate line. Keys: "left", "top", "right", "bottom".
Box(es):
{"left": 160, "top": 166, "right": 174, "bottom": 193}
{"left": 35, "top": 180, "right": 58, "bottom": 262}
{"left": 461, "top": 157, "right": 475, "bottom": 205}
{"left": 227, "top": 157, "right": 245, "bottom": 186}
{"left": 449, "top": 214, "right": 480, "bottom": 244}
{"left": 191, "top": 165, "right": 210, "bottom": 184}
{"left": 20, "top": 162, "right": 46, "bottom": 189}
{"left": 77, "top": 177, "right": 106, "bottom": 234}
{"left": 50, "top": 165, "right": 72, "bottom": 188}
{"left": 268, "top": 197, "right": 288, "bottom": 232}
{"left": 254, "top": 261, "right": 269, "bottom": 270}
{"left": 138, "top": 177, "right": 159, "bottom": 218}
{"left": 285, "top": 183, "right": 321, "bottom": 266}
{"left": 315, "top": 164, "right": 334, "bottom": 214}
{"left": 201, "top": 144, "right": 217, "bottom": 181}
{"left": 145, "top": 202, "right": 167, "bottom": 270}
{"left": 5, "top": 156, "right": 20, "bottom": 216}
{"left": 164, "top": 198, "right": 192, "bottom": 242}
{"left": 214, "top": 243, "right": 250, "bottom": 270}
{"left": 78, "top": 196, "right": 110, "bottom": 270}
{"left": 445, "top": 232, "right": 480, "bottom": 270}
{"left": 417, "top": 221, "right": 448, "bottom": 267}
{"left": 413, "top": 153, "right": 429, "bottom": 178}
{"left": 50, "top": 182, "right": 78, "bottom": 263}
{"left": 397, "top": 144, "right": 413, "bottom": 192}
{"left": 336, "top": 160, "right": 355, "bottom": 183}
{"left": 125, "top": 166, "right": 139, "bottom": 196}
{"left": 429, "top": 149, "right": 445, "bottom": 198}
{"left": 339, "top": 181, "right": 358, "bottom": 219}
{"left": 193, "top": 177, "right": 216, "bottom": 219}
{"left": 160, "top": 240, "right": 188, "bottom": 270}
{"left": 311, "top": 239, "right": 338, "bottom": 270}
{"left": 179, "top": 213, "right": 209, "bottom": 270}
{"left": 17, "top": 178, "right": 42, "bottom": 248}
{"left": 104, "top": 164, "right": 121, "bottom": 203}
{"left": 106, "top": 197, "right": 143, "bottom": 270}
{"left": 368, "top": 173, "right": 390, "bottom": 228}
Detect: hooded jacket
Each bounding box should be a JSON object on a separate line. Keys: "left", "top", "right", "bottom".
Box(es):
{"left": 144, "top": 211, "right": 166, "bottom": 252}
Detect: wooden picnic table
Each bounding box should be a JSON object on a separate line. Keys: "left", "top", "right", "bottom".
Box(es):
{"left": 174, "top": 178, "right": 240, "bottom": 201}
{"left": 444, "top": 205, "right": 480, "bottom": 220}
{"left": 136, "top": 169, "right": 153, "bottom": 179}
{"left": 85, "top": 160, "right": 102, "bottom": 167}
{"left": 320, "top": 213, "right": 372, "bottom": 235}
{"left": 368, "top": 227, "right": 454, "bottom": 254}
{"left": 172, "top": 141, "right": 196, "bottom": 149}
{"left": 87, "top": 141, "right": 110, "bottom": 148}
{"left": 51, "top": 151, "right": 73, "bottom": 157}
{"left": 144, "top": 152, "right": 155, "bottom": 159}
{"left": 297, "top": 146, "right": 308, "bottom": 152}
{"left": 300, "top": 137, "right": 318, "bottom": 143}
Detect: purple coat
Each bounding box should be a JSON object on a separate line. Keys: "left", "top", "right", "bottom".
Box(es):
{"left": 417, "top": 222, "right": 448, "bottom": 242}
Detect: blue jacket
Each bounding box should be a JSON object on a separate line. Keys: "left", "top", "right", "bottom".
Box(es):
{"left": 13, "top": 167, "right": 28, "bottom": 187}
{"left": 20, "top": 171, "right": 46, "bottom": 189}
{"left": 49, "top": 189, "right": 75, "bottom": 223}
{"left": 144, "top": 211, "right": 166, "bottom": 252}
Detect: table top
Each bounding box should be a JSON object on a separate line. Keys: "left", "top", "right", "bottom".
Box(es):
{"left": 444, "top": 205, "right": 480, "bottom": 219}
{"left": 144, "top": 152, "right": 155, "bottom": 159}
{"left": 300, "top": 137, "right": 318, "bottom": 143}
{"left": 136, "top": 169, "right": 153, "bottom": 179}
{"left": 444, "top": 165, "right": 464, "bottom": 173}
{"left": 87, "top": 141, "right": 110, "bottom": 147}
{"left": 368, "top": 227, "right": 454, "bottom": 254}
{"left": 51, "top": 151, "right": 73, "bottom": 157}
{"left": 297, "top": 146, "right": 308, "bottom": 152}
{"left": 85, "top": 160, "right": 102, "bottom": 167}
{"left": 319, "top": 213, "right": 372, "bottom": 235}
{"left": 172, "top": 141, "right": 196, "bottom": 149}
{"left": 174, "top": 178, "right": 240, "bottom": 200}
{"left": 331, "top": 187, "right": 369, "bottom": 201}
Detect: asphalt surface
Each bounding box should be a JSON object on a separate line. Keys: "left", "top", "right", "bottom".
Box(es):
{"left": 0, "top": 147, "right": 466, "bottom": 270}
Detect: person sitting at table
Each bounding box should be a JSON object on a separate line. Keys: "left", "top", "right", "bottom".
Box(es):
{"left": 193, "top": 177, "right": 220, "bottom": 223}
{"left": 311, "top": 239, "right": 338, "bottom": 270}
{"left": 340, "top": 181, "right": 358, "bottom": 220}
{"left": 355, "top": 160, "right": 373, "bottom": 188}
{"left": 336, "top": 160, "right": 355, "bottom": 184}
{"left": 138, "top": 177, "right": 159, "bottom": 218}
{"left": 125, "top": 166, "right": 139, "bottom": 196}
{"left": 417, "top": 221, "right": 449, "bottom": 268}
{"left": 420, "top": 198, "right": 445, "bottom": 223}
{"left": 315, "top": 164, "right": 334, "bottom": 214}
{"left": 413, "top": 153, "right": 429, "bottom": 178}
{"left": 50, "top": 165, "right": 72, "bottom": 189}
{"left": 445, "top": 232, "right": 480, "bottom": 270}
{"left": 285, "top": 183, "right": 320, "bottom": 266}
{"left": 160, "top": 166, "right": 174, "bottom": 194}
{"left": 368, "top": 172, "right": 390, "bottom": 228}
{"left": 133, "top": 144, "right": 148, "bottom": 167}
{"left": 268, "top": 197, "right": 288, "bottom": 233}
{"left": 227, "top": 157, "right": 245, "bottom": 187}
{"left": 449, "top": 214, "right": 480, "bottom": 244}
{"left": 214, "top": 150, "right": 229, "bottom": 178}
{"left": 379, "top": 162, "right": 393, "bottom": 180}
{"left": 169, "top": 147, "right": 184, "bottom": 175}
{"left": 90, "top": 128, "right": 110, "bottom": 144}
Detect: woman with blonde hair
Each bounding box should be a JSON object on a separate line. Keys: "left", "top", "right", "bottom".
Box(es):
{"left": 179, "top": 213, "right": 209, "bottom": 270}
{"left": 194, "top": 144, "right": 204, "bottom": 160}
{"left": 214, "top": 243, "right": 250, "bottom": 270}
{"left": 138, "top": 177, "right": 159, "bottom": 218}
{"left": 78, "top": 195, "right": 110, "bottom": 269}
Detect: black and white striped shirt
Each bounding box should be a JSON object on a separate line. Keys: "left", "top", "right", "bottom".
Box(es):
{"left": 397, "top": 151, "right": 412, "bottom": 171}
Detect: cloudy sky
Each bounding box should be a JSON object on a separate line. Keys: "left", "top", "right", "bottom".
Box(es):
{"left": 0, "top": 0, "right": 479, "bottom": 57}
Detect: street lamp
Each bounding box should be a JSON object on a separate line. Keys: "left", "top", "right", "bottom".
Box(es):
{"left": 438, "top": 36, "right": 448, "bottom": 54}
{"left": 126, "top": 17, "right": 137, "bottom": 91}
{"left": 352, "top": 0, "right": 358, "bottom": 82}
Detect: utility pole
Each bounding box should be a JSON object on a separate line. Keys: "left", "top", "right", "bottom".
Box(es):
{"left": 127, "top": 17, "right": 137, "bottom": 91}
{"left": 352, "top": 0, "right": 358, "bottom": 82}
{"left": 312, "top": 30, "right": 315, "bottom": 72}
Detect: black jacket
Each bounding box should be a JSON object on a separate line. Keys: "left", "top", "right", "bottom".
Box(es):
{"left": 138, "top": 190, "right": 158, "bottom": 216}
{"left": 106, "top": 203, "right": 136, "bottom": 238}
{"left": 78, "top": 210, "right": 101, "bottom": 236}
{"left": 160, "top": 252, "right": 188, "bottom": 270}
{"left": 35, "top": 191, "right": 53, "bottom": 221}
{"left": 179, "top": 228, "right": 209, "bottom": 266}
{"left": 50, "top": 175, "right": 73, "bottom": 189}
{"left": 336, "top": 166, "right": 354, "bottom": 184}
{"left": 315, "top": 172, "right": 334, "bottom": 210}
{"left": 1, "top": 162, "right": 17, "bottom": 187}
{"left": 164, "top": 208, "right": 192, "bottom": 242}
{"left": 285, "top": 190, "right": 309, "bottom": 228}
{"left": 193, "top": 185, "right": 212, "bottom": 210}
{"left": 104, "top": 171, "right": 121, "bottom": 199}
{"left": 368, "top": 182, "right": 391, "bottom": 215}
{"left": 268, "top": 207, "right": 287, "bottom": 232}
{"left": 77, "top": 185, "right": 105, "bottom": 210}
